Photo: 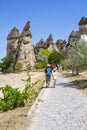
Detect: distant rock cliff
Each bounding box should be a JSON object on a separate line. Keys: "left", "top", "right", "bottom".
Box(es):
{"left": 66, "top": 16, "right": 87, "bottom": 55}
{"left": 6, "top": 16, "right": 87, "bottom": 67}
{"left": 34, "top": 34, "right": 65, "bottom": 57}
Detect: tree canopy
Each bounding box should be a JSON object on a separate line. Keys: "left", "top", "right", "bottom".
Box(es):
{"left": 48, "top": 50, "right": 65, "bottom": 65}
{"left": 63, "top": 40, "right": 87, "bottom": 74}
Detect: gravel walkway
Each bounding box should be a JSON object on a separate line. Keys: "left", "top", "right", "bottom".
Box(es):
{"left": 27, "top": 72, "right": 87, "bottom": 130}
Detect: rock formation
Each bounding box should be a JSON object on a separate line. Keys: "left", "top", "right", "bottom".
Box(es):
{"left": 7, "top": 21, "right": 35, "bottom": 69}
{"left": 7, "top": 16, "right": 87, "bottom": 67}
{"left": 78, "top": 16, "right": 87, "bottom": 42}
{"left": 34, "top": 17, "right": 87, "bottom": 58}
{"left": 66, "top": 16, "right": 87, "bottom": 56}
{"left": 56, "top": 39, "right": 67, "bottom": 56}
{"left": 67, "top": 31, "right": 80, "bottom": 48}
{"left": 34, "top": 34, "right": 59, "bottom": 56}
{"left": 66, "top": 30, "right": 80, "bottom": 56}
{"left": 7, "top": 27, "right": 19, "bottom": 57}
{"left": 79, "top": 16, "right": 87, "bottom": 34}
{"left": 45, "top": 34, "right": 58, "bottom": 52}
{"left": 34, "top": 38, "right": 45, "bottom": 57}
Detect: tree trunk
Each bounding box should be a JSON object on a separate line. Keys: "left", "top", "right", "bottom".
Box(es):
{"left": 76, "top": 69, "right": 79, "bottom": 75}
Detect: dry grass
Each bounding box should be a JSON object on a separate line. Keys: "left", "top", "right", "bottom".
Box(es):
{"left": 61, "top": 70, "right": 87, "bottom": 94}
{"left": 0, "top": 72, "right": 45, "bottom": 130}
{"left": 0, "top": 104, "right": 31, "bottom": 130}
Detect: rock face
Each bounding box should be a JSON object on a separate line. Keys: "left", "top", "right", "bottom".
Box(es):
{"left": 66, "top": 16, "right": 87, "bottom": 56}
{"left": 56, "top": 39, "right": 67, "bottom": 56}
{"left": 34, "top": 38, "right": 45, "bottom": 57}
{"left": 7, "top": 21, "right": 35, "bottom": 69}
{"left": 78, "top": 16, "right": 87, "bottom": 42}
{"left": 79, "top": 16, "right": 87, "bottom": 35}
{"left": 67, "top": 31, "right": 80, "bottom": 48}
{"left": 34, "top": 34, "right": 59, "bottom": 57}
{"left": 45, "top": 34, "right": 58, "bottom": 52}
{"left": 34, "top": 17, "right": 87, "bottom": 58}
{"left": 7, "top": 27, "right": 19, "bottom": 57}
{"left": 66, "top": 30, "right": 80, "bottom": 56}
{"left": 7, "top": 16, "right": 87, "bottom": 65}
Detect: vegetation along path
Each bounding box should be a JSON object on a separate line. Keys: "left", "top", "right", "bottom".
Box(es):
{"left": 27, "top": 72, "right": 87, "bottom": 130}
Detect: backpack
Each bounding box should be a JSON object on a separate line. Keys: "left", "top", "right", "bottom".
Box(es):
{"left": 45, "top": 68, "right": 51, "bottom": 76}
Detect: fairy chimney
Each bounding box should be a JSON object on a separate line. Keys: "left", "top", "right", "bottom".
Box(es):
{"left": 7, "top": 21, "right": 36, "bottom": 69}
{"left": 18, "top": 21, "right": 35, "bottom": 68}
{"left": 78, "top": 16, "right": 87, "bottom": 42}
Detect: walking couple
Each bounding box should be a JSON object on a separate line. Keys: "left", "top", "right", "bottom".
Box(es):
{"left": 45, "top": 64, "right": 57, "bottom": 88}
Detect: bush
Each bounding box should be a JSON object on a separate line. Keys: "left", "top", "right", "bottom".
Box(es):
{"left": 0, "top": 85, "right": 24, "bottom": 111}
{"left": 26, "top": 63, "right": 32, "bottom": 71}
{"left": 0, "top": 72, "right": 38, "bottom": 112}
{"left": 0, "top": 55, "right": 16, "bottom": 73}
{"left": 34, "top": 62, "right": 46, "bottom": 69}
{"left": 8, "top": 66, "right": 14, "bottom": 73}
{"left": 15, "top": 62, "right": 23, "bottom": 71}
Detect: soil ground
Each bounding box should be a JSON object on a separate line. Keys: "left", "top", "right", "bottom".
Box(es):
{"left": 0, "top": 70, "right": 87, "bottom": 130}
{"left": 0, "top": 71, "right": 45, "bottom": 130}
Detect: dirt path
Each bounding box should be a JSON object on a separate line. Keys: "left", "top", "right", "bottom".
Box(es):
{"left": 27, "top": 72, "right": 87, "bottom": 130}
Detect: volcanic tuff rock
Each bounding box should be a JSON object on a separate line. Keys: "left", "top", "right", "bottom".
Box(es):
{"left": 67, "top": 31, "right": 80, "bottom": 47}
{"left": 7, "top": 27, "right": 19, "bottom": 55}
{"left": 56, "top": 39, "right": 67, "bottom": 56}
{"left": 6, "top": 16, "right": 87, "bottom": 65}
{"left": 34, "top": 34, "right": 60, "bottom": 57}
{"left": 7, "top": 21, "right": 35, "bottom": 69}
{"left": 66, "top": 16, "right": 87, "bottom": 55}
{"left": 78, "top": 16, "right": 87, "bottom": 42}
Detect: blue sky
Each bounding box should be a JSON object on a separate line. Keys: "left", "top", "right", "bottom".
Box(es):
{"left": 0, "top": 0, "right": 87, "bottom": 60}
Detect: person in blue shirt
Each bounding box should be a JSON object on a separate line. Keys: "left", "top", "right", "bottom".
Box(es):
{"left": 45, "top": 64, "right": 52, "bottom": 87}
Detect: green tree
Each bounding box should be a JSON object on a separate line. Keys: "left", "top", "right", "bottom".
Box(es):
{"left": 35, "top": 49, "right": 51, "bottom": 69}
{"left": 0, "top": 55, "right": 16, "bottom": 73}
{"left": 15, "top": 62, "right": 23, "bottom": 72}
{"left": 38, "top": 48, "right": 51, "bottom": 58}
{"left": 64, "top": 40, "right": 87, "bottom": 75}
{"left": 37, "top": 54, "right": 48, "bottom": 64}
{"left": 48, "top": 51, "right": 65, "bottom": 65}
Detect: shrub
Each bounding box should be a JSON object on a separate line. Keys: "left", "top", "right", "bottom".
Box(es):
{"left": 0, "top": 55, "right": 16, "bottom": 73}
{"left": 34, "top": 62, "right": 46, "bottom": 69}
{"left": 26, "top": 63, "right": 32, "bottom": 71}
{"left": 15, "top": 62, "right": 23, "bottom": 71}
{"left": 0, "top": 85, "right": 24, "bottom": 111}
{"left": 0, "top": 72, "right": 38, "bottom": 112}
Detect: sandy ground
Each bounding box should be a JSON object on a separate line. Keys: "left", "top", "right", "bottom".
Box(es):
{"left": 0, "top": 71, "right": 45, "bottom": 97}
{"left": 0, "top": 71, "right": 45, "bottom": 130}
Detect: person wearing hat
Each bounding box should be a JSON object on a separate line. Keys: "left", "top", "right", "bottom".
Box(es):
{"left": 45, "top": 64, "right": 52, "bottom": 87}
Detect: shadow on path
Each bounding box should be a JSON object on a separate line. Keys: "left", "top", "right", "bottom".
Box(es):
{"left": 56, "top": 82, "right": 76, "bottom": 88}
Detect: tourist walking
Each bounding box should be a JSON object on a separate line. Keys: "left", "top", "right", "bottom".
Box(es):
{"left": 52, "top": 68, "right": 57, "bottom": 87}
{"left": 45, "top": 64, "right": 52, "bottom": 87}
